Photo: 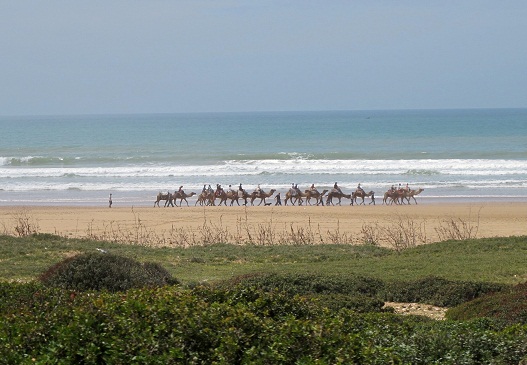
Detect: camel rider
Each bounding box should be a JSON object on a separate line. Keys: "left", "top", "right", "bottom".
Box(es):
{"left": 202, "top": 184, "right": 207, "bottom": 193}
{"left": 294, "top": 184, "right": 301, "bottom": 195}
{"left": 178, "top": 186, "right": 184, "bottom": 195}
{"left": 228, "top": 184, "right": 235, "bottom": 193}
{"left": 215, "top": 184, "right": 223, "bottom": 196}
{"left": 357, "top": 183, "right": 364, "bottom": 194}
{"left": 334, "top": 182, "right": 343, "bottom": 194}
{"left": 254, "top": 184, "right": 262, "bottom": 197}
{"left": 310, "top": 184, "right": 318, "bottom": 194}
{"left": 290, "top": 183, "right": 297, "bottom": 196}
{"left": 207, "top": 184, "right": 214, "bottom": 194}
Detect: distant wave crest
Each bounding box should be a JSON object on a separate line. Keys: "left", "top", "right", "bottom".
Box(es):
{"left": 405, "top": 169, "right": 440, "bottom": 176}
{"left": 2, "top": 159, "right": 527, "bottom": 178}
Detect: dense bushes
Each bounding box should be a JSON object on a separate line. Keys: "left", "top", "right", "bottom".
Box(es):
{"left": 38, "top": 252, "right": 179, "bottom": 292}
{"left": 384, "top": 276, "right": 507, "bottom": 307}
{"left": 2, "top": 282, "right": 527, "bottom": 364}
{"left": 213, "top": 273, "right": 507, "bottom": 311}
{"left": 213, "top": 272, "right": 387, "bottom": 313}
{"left": 447, "top": 282, "right": 527, "bottom": 325}
{"left": 2, "top": 251, "right": 523, "bottom": 362}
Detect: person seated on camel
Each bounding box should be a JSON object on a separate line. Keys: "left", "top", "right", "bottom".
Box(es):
{"left": 294, "top": 184, "right": 302, "bottom": 196}
{"left": 238, "top": 183, "right": 247, "bottom": 196}
{"left": 290, "top": 183, "right": 297, "bottom": 196}
{"left": 228, "top": 184, "right": 236, "bottom": 194}
{"left": 178, "top": 186, "right": 184, "bottom": 195}
{"left": 310, "top": 184, "right": 319, "bottom": 194}
{"left": 356, "top": 183, "right": 365, "bottom": 194}
{"left": 333, "top": 182, "right": 343, "bottom": 194}
{"left": 207, "top": 184, "right": 214, "bottom": 194}
{"left": 254, "top": 184, "right": 262, "bottom": 197}
{"left": 215, "top": 184, "right": 224, "bottom": 197}
{"left": 202, "top": 184, "right": 207, "bottom": 193}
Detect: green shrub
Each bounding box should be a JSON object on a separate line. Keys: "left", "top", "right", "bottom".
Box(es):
{"left": 2, "top": 283, "right": 527, "bottom": 364}
{"left": 447, "top": 281, "right": 527, "bottom": 325}
{"left": 217, "top": 272, "right": 385, "bottom": 297}
{"left": 384, "top": 276, "right": 507, "bottom": 307}
{"left": 38, "top": 252, "right": 179, "bottom": 292}
{"left": 212, "top": 272, "right": 391, "bottom": 313}
{"left": 309, "top": 293, "right": 388, "bottom": 313}
{"left": 0, "top": 281, "right": 44, "bottom": 314}
{"left": 215, "top": 273, "right": 505, "bottom": 313}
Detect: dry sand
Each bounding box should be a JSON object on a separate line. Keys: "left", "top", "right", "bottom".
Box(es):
{"left": 1, "top": 203, "right": 526, "bottom": 246}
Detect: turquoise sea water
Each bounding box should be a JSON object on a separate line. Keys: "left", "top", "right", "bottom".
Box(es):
{"left": 1, "top": 109, "right": 526, "bottom": 206}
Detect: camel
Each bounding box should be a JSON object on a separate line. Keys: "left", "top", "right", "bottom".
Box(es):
{"left": 173, "top": 191, "right": 196, "bottom": 207}
{"left": 250, "top": 189, "right": 276, "bottom": 206}
{"left": 214, "top": 190, "right": 244, "bottom": 206}
{"left": 195, "top": 191, "right": 214, "bottom": 206}
{"left": 154, "top": 192, "right": 173, "bottom": 207}
{"left": 304, "top": 189, "right": 328, "bottom": 206}
{"left": 284, "top": 189, "right": 307, "bottom": 206}
{"left": 232, "top": 190, "right": 250, "bottom": 206}
{"left": 212, "top": 190, "right": 228, "bottom": 206}
{"left": 403, "top": 188, "right": 424, "bottom": 205}
{"left": 325, "top": 190, "right": 353, "bottom": 206}
{"left": 353, "top": 190, "right": 375, "bottom": 205}
{"left": 383, "top": 189, "right": 405, "bottom": 205}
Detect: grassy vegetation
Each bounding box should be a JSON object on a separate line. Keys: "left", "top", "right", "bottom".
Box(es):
{"left": 2, "top": 234, "right": 527, "bottom": 285}
{"left": 3, "top": 234, "right": 527, "bottom": 363}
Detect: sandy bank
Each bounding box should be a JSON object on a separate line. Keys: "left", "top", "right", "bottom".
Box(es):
{"left": 1, "top": 203, "right": 525, "bottom": 247}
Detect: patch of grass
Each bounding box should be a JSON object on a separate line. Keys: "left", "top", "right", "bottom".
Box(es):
{"left": 1, "top": 235, "right": 527, "bottom": 285}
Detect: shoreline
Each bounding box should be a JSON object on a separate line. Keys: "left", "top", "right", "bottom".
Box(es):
{"left": 2, "top": 195, "right": 527, "bottom": 208}
{"left": 1, "top": 202, "right": 526, "bottom": 247}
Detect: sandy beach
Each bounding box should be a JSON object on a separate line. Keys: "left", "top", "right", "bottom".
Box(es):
{"left": 1, "top": 202, "right": 526, "bottom": 247}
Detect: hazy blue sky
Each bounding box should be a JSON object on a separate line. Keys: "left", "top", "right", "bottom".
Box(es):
{"left": 1, "top": 1, "right": 526, "bottom": 115}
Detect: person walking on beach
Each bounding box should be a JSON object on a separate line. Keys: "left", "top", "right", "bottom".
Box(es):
{"left": 109, "top": 193, "right": 112, "bottom": 208}
{"left": 275, "top": 192, "right": 282, "bottom": 206}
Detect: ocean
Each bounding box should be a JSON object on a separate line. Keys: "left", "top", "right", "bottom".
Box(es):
{"left": 1, "top": 109, "right": 526, "bottom": 206}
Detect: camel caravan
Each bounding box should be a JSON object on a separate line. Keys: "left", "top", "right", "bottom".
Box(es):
{"left": 154, "top": 182, "right": 424, "bottom": 208}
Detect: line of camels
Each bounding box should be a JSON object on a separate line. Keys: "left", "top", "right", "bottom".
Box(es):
{"left": 154, "top": 186, "right": 424, "bottom": 207}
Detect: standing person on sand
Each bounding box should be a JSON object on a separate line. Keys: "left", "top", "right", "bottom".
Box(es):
{"left": 275, "top": 192, "right": 282, "bottom": 206}
{"left": 109, "top": 193, "right": 112, "bottom": 208}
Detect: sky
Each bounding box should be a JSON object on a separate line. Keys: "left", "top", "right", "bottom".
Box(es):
{"left": 1, "top": 1, "right": 526, "bottom": 116}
